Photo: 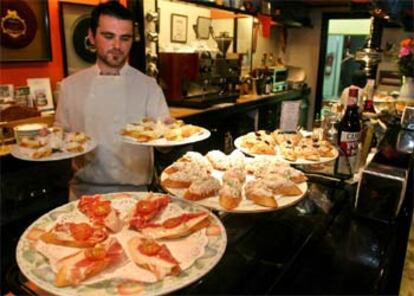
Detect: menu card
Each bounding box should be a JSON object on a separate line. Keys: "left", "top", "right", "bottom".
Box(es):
{"left": 280, "top": 100, "right": 301, "bottom": 131}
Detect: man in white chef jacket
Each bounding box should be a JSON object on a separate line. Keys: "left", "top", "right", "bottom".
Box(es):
{"left": 55, "top": 2, "right": 170, "bottom": 200}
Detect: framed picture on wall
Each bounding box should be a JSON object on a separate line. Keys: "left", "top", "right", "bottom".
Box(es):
{"left": 194, "top": 17, "right": 211, "bottom": 40}
{"left": 59, "top": 2, "right": 96, "bottom": 76}
{"left": 171, "top": 14, "right": 188, "bottom": 44}
{"left": 0, "top": 0, "right": 52, "bottom": 62}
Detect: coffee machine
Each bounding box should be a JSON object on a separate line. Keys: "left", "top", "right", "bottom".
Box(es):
{"left": 159, "top": 32, "right": 241, "bottom": 108}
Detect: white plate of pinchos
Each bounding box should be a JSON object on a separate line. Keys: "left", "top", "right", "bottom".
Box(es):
{"left": 16, "top": 192, "right": 227, "bottom": 296}
{"left": 160, "top": 151, "right": 308, "bottom": 213}
{"left": 120, "top": 117, "right": 210, "bottom": 147}
{"left": 11, "top": 129, "right": 97, "bottom": 161}
{"left": 234, "top": 129, "right": 338, "bottom": 165}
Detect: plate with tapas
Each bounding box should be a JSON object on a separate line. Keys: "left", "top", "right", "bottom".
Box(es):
{"left": 120, "top": 117, "right": 210, "bottom": 147}
{"left": 160, "top": 151, "right": 308, "bottom": 213}
{"left": 11, "top": 129, "right": 97, "bottom": 161}
{"left": 16, "top": 192, "right": 227, "bottom": 296}
{"left": 234, "top": 129, "right": 338, "bottom": 165}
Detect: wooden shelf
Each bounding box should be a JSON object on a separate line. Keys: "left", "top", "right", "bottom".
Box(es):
{"left": 177, "top": 0, "right": 312, "bottom": 27}
{"left": 179, "top": 0, "right": 256, "bottom": 17}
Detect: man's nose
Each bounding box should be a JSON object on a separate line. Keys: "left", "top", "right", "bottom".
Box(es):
{"left": 113, "top": 38, "right": 121, "bottom": 49}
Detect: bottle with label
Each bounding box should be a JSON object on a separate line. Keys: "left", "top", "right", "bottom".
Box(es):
{"left": 336, "top": 87, "right": 361, "bottom": 175}
{"left": 265, "top": 73, "right": 272, "bottom": 94}
{"left": 363, "top": 78, "right": 376, "bottom": 113}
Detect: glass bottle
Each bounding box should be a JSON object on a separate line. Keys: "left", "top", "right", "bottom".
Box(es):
{"left": 265, "top": 73, "right": 272, "bottom": 94}
{"left": 261, "top": 53, "right": 267, "bottom": 68}
{"left": 268, "top": 53, "right": 274, "bottom": 67}
{"left": 337, "top": 87, "right": 361, "bottom": 175}
{"left": 363, "top": 78, "right": 376, "bottom": 113}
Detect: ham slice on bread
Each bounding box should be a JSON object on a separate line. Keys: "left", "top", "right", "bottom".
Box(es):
{"left": 78, "top": 195, "right": 123, "bottom": 233}
{"left": 128, "top": 237, "right": 181, "bottom": 280}
{"left": 140, "top": 212, "right": 210, "bottom": 240}
{"left": 40, "top": 222, "right": 108, "bottom": 248}
{"left": 129, "top": 193, "right": 170, "bottom": 230}
{"left": 54, "top": 238, "right": 124, "bottom": 287}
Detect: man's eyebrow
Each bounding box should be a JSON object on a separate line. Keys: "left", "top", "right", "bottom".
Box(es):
{"left": 99, "top": 31, "right": 115, "bottom": 35}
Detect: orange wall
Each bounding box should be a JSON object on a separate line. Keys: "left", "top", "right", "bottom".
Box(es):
{"left": 0, "top": 0, "right": 126, "bottom": 91}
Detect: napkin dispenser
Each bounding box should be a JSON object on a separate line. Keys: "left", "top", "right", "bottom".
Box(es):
{"left": 354, "top": 161, "right": 408, "bottom": 222}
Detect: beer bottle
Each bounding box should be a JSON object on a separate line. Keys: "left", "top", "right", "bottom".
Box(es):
{"left": 337, "top": 87, "right": 361, "bottom": 175}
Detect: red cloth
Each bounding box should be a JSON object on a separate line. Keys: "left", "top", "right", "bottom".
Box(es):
{"left": 257, "top": 14, "right": 272, "bottom": 38}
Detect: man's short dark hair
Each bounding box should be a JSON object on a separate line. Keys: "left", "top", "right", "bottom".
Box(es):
{"left": 90, "top": 1, "right": 134, "bottom": 36}
{"left": 352, "top": 70, "right": 367, "bottom": 88}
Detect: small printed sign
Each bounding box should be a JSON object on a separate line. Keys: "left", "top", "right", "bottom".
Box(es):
{"left": 280, "top": 100, "right": 301, "bottom": 131}
{"left": 27, "top": 78, "right": 55, "bottom": 113}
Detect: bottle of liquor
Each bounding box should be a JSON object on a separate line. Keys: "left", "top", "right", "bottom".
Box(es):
{"left": 363, "top": 79, "right": 376, "bottom": 113}
{"left": 268, "top": 53, "right": 274, "bottom": 67}
{"left": 336, "top": 87, "right": 361, "bottom": 175}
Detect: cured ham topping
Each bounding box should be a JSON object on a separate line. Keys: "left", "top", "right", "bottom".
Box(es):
{"left": 162, "top": 212, "right": 206, "bottom": 229}
{"left": 137, "top": 239, "right": 179, "bottom": 265}
{"left": 52, "top": 222, "right": 108, "bottom": 242}
{"left": 69, "top": 240, "right": 123, "bottom": 284}
{"left": 142, "top": 212, "right": 207, "bottom": 230}
{"left": 130, "top": 195, "right": 170, "bottom": 230}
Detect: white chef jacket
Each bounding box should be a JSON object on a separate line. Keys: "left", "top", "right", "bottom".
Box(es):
{"left": 55, "top": 64, "right": 169, "bottom": 196}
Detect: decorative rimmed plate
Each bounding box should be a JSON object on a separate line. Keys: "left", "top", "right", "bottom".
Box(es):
{"left": 121, "top": 128, "right": 211, "bottom": 147}
{"left": 11, "top": 139, "right": 97, "bottom": 162}
{"left": 16, "top": 192, "right": 227, "bottom": 296}
{"left": 160, "top": 169, "right": 308, "bottom": 213}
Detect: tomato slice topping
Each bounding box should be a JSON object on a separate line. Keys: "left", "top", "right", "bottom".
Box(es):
{"left": 69, "top": 223, "right": 94, "bottom": 241}
{"left": 85, "top": 247, "right": 106, "bottom": 260}
{"left": 94, "top": 201, "right": 111, "bottom": 216}
{"left": 138, "top": 240, "right": 161, "bottom": 256}
{"left": 135, "top": 200, "right": 156, "bottom": 215}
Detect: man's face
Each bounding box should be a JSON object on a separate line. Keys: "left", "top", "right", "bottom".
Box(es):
{"left": 89, "top": 14, "right": 133, "bottom": 72}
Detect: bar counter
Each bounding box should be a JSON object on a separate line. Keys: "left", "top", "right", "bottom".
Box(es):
{"left": 169, "top": 89, "right": 308, "bottom": 121}
{"left": 1, "top": 102, "right": 413, "bottom": 295}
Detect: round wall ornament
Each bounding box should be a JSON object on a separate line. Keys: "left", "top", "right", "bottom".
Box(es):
{"left": 0, "top": 0, "right": 37, "bottom": 49}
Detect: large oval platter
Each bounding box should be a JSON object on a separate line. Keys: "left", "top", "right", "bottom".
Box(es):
{"left": 16, "top": 192, "right": 227, "bottom": 296}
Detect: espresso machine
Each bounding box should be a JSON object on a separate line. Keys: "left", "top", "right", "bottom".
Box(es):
{"left": 159, "top": 32, "right": 241, "bottom": 108}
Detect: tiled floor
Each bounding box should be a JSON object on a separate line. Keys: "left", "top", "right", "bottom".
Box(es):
{"left": 400, "top": 218, "right": 414, "bottom": 296}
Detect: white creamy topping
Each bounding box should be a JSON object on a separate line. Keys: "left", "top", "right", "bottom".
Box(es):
{"left": 188, "top": 176, "right": 221, "bottom": 195}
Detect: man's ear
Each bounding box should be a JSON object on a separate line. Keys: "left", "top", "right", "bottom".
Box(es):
{"left": 88, "top": 28, "right": 95, "bottom": 45}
